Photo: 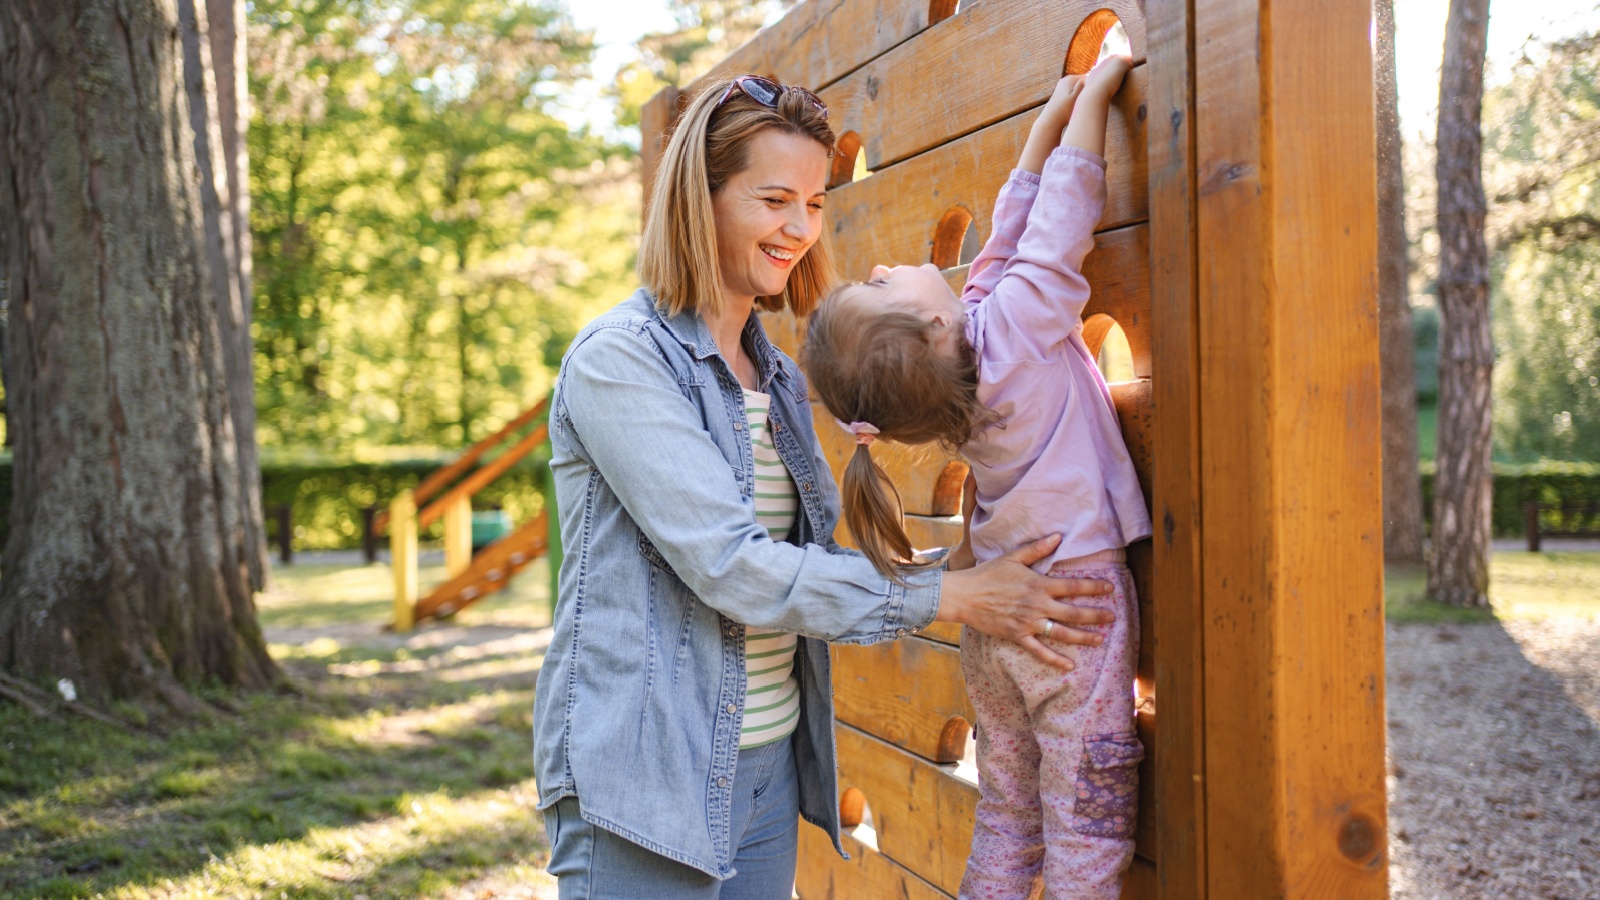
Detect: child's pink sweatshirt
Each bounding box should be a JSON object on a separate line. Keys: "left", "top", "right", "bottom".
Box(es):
{"left": 961, "top": 146, "right": 1153, "bottom": 571}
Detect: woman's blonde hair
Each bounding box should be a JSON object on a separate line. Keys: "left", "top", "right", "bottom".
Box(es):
{"left": 639, "top": 75, "right": 837, "bottom": 319}
{"left": 802, "top": 285, "right": 1000, "bottom": 580}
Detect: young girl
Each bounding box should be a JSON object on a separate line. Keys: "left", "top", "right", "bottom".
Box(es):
{"left": 802, "top": 56, "right": 1149, "bottom": 899}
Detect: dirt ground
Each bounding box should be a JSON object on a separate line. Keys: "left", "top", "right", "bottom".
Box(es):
{"left": 1386, "top": 618, "right": 1600, "bottom": 899}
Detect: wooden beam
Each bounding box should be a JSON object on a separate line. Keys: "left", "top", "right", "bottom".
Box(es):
{"left": 818, "top": 0, "right": 1148, "bottom": 172}
{"left": 1193, "top": 0, "right": 1387, "bottom": 894}
{"left": 639, "top": 85, "right": 681, "bottom": 224}
{"left": 796, "top": 827, "right": 951, "bottom": 900}
{"left": 1145, "top": 0, "right": 1206, "bottom": 895}
{"left": 832, "top": 636, "right": 977, "bottom": 763}
{"left": 679, "top": 0, "right": 935, "bottom": 98}
{"left": 825, "top": 68, "right": 1150, "bottom": 283}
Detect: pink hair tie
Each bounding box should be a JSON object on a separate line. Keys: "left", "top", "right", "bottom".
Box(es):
{"left": 837, "top": 419, "right": 880, "bottom": 447}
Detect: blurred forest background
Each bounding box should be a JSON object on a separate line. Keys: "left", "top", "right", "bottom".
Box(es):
{"left": 0, "top": 0, "right": 1592, "bottom": 477}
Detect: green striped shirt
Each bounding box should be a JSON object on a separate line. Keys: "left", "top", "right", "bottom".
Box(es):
{"left": 740, "top": 389, "right": 801, "bottom": 749}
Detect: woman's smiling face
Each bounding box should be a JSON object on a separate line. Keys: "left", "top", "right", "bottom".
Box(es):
{"left": 710, "top": 128, "right": 829, "bottom": 306}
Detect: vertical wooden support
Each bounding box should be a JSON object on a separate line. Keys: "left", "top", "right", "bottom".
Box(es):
{"left": 1146, "top": 0, "right": 1205, "bottom": 895}
{"left": 273, "top": 504, "right": 293, "bottom": 565}
{"left": 390, "top": 489, "right": 418, "bottom": 632}
{"left": 361, "top": 505, "right": 379, "bottom": 564}
{"left": 640, "top": 86, "right": 683, "bottom": 224}
{"left": 443, "top": 493, "right": 473, "bottom": 578}
{"left": 1194, "top": 0, "right": 1387, "bottom": 895}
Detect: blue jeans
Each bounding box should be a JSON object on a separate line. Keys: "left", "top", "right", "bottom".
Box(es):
{"left": 544, "top": 735, "right": 800, "bottom": 898}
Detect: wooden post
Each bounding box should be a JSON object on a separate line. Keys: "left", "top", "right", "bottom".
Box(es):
{"left": 1525, "top": 502, "right": 1541, "bottom": 553}
{"left": 361, "top": 505, "right": 379, "bottom": 564}
{"left": 273, "top": 504, "right": 292, "bottom": 565}
{"left": 443, "top": 493, "right": 472, "bottom": 578}
{"left": 639, "top": 85, "right": 682, "bottom": 225}
{"left": 1194, "top": 0, "right": 1387, "bottom": 894}
{"left": 390, "top": 489, "right": 418, "bottom": 632}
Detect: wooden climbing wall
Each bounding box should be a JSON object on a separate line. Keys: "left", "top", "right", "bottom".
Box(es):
{"left": 640, "top": 1, "right": 1389, "bottom": 896}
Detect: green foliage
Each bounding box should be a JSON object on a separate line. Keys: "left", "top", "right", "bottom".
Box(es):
{"left": 0, "top": 453, "right": 544, "bottom": 552}
{"left": 611, "top": 0, "right": 796, "bottom": 128}
{"left": 259, "top": 452, "right": 546, "bottom": 551}
{"left": 247, "top": 0, "right": 639, "bottom": 452}
{"left": 1386, "top": 552, "right": 1600, "bottom": 623}
{"left": 1420, "top": 460, "right": 1600, "bottom": 537}
{"left": 1482, "top": 32, "right": 1600, "bottom": 462}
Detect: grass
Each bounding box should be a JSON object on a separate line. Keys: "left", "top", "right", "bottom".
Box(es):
{"left": 0, "top": 558, "right": 557, "bottom": 899}
{"left": 1384, "top": 550, "right": 1600, "bottom": 624}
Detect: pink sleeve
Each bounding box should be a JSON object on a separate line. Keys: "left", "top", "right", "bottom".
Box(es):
{"left": 960, "top": 169, "right": 1041, "bottom": 309}
{"left": 966, "top": 146, "right": 1107, "bottom": 363}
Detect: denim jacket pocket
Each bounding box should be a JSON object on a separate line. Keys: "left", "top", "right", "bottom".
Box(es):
{"left": 1070, "top": 731, "right": 1144, "bottom": 840}
{"left": 638, "top": 532, "right": 673, "bottom": 572}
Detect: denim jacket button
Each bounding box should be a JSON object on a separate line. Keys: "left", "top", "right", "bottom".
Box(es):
{"left": 726, "top": 703, "right": 737, "bottom": 714}
{"left": 717, "top": 776, "right": 728, "bottom": 787}
{"left": 803, "top": 482, "right": 813, "bottom": 491}
{"left": 896, "top": 628, "right": 907, "bottom": 638}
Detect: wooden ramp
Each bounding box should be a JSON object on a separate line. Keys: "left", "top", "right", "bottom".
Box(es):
{"left": 381, "top": 398, "right": 555, "bottom": 630}
{"left": 412, "top": 510, "right": 550, "bottom": 623}
{"left": 644, "top": 0, "right": 1387, "bottom": 896}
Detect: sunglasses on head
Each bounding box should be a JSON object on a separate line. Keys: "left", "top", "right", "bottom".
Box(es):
{"left": 715, "top": 75, "right": 828, "bottom": 120}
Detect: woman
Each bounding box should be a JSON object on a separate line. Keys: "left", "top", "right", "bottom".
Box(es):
{"left": 533, "top": 75, "right": 1115, "bottom": 898}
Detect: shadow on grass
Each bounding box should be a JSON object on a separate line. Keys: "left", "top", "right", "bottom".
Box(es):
{"left": 0, "top": 624, "right": 552, "bottom": 899}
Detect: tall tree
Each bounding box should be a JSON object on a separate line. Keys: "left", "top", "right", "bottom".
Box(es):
{"left": 1430, "top": 0, "right": 1494, "bottom": 607}
{"left": 1375, "top": 0, "right": 1425, "bottom": 562}
{"left": 181, "top": 0, "right": 269, "bottom": 590}
{"left": 0, "top": 0, "right": 277, "bottom": 705}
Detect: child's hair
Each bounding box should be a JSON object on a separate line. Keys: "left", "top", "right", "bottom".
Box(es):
{"left": 802, "top": 284, "right": 999, "bottom": 579}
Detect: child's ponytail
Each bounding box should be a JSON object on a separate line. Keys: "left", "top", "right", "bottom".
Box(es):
{"left": 840, "top": 436, "right": 917, "bottom": 584}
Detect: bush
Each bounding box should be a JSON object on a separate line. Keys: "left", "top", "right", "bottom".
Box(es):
{"left": 0, "top": 452, "right": 547, "bottom": 552}
{"left": 1420, "top": 460, "right": 1600, "bottom": 537}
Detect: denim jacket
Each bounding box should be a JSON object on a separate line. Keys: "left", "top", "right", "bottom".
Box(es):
{"left": 533, "top": 289, "right": 944, "bottom": 879}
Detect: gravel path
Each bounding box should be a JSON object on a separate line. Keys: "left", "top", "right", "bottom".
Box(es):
{"left": 1387, "top": 618, "right": 1600, "bottom": 899}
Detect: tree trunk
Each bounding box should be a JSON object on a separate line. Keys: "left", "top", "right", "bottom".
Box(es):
{"left": 180, "top": 0, "right": 267, "bottom": 591}
{"left": 0, "top": 0, "right": 279, "bottom": 705}
{"left": 1429, "top": 0, "right": 1494, "bottom": 607}
{"left": 1375, "top": 0, "right": 1425, "bottom": 563}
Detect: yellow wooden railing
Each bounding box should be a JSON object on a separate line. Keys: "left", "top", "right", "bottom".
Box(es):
{"left": 382, "top": 397, "right": 553, "bottom": 631}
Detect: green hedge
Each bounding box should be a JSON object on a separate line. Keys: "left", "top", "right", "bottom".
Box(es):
{"left": 0, "top": 453, "right": 547, "bottom": 552}
{"left": 1421, "top": 461, "right": 1600, "bottom": 537}
{"left": 2, "top": 457, "right": 1595, "bottom": 551}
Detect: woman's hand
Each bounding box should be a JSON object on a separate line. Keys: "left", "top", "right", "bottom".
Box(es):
{"left": 937, "top": 534, "right": 1115, "bottom": 670}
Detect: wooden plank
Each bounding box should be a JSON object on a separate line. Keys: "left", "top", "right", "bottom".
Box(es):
{"left": 824, "top": 66, "right": 1151, "bottom": 282}
{"left": 833, "top": 636, "right": 976, "bottom": 763}
{"left": 1194, "top": 0, "right": 1387, "bottom": 895}
{"left": 681, "top": 0, "right": 935, "bottom": 100}
{"left": 639, "top": 86, "right": 681, "bottom": 224}
{"left": 818, "top": 0, "right": 1149, "bottom": 172}
{"left": 835, "top": 723, "right": 976, "bottom": 895}
{"left": 1124, "top": 854, "right": 1158, "bottom": 898}
{"left": 797, "top": 826, "right": 951, "bottom": 900}
{"left": 1145, "top": 0, "right": 1206, "bottom": 894}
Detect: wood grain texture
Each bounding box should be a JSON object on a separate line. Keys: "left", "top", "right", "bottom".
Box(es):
{"left": 680, "top": 0, "right": 932, "bottom": 98}
{"left": 824, "top": 67, "right": 1150, "bottom": 282}
{"left": 1194, "top": 0, "right": 1388, "bottom": 894}
{"left": 639, "top": 85, "right": 680, "bottom": 222}
{"left": 1144, "top": 0, "right": 1207, "bottom": 894}
{"left": 796, "top": 826, "right": 951, "bottom": 900}
{"left": 817, "top": 0, "right": 1148, "bottom": 171}
{"left": 834, "top": 723, "right": 977, "bottom": 895}
{"left": 832, "top": 636, "right": 976, "bottom": 763}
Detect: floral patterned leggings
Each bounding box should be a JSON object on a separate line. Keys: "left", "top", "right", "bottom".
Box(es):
{"left": 958, "top": 556, "right": 1143, "bottom": 900}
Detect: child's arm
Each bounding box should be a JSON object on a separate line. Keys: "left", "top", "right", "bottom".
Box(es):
{"left": 961, "top": 76, "right": 1084, "bottom": 308}
{"left": 968, "top": 56, "right": 1131, "bottom": 361}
